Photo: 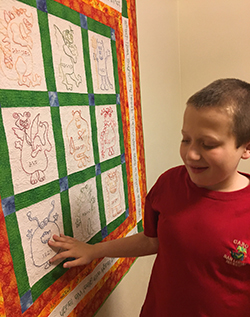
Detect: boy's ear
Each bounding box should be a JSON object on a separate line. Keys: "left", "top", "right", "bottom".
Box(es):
{"left": 241, "top": 142, "right": 250, "bottom": 159}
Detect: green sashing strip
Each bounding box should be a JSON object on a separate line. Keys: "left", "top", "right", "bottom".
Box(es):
{"left": 88, "top": 230, "right": 103, "bottom": 245}
{"left": 67, "top": 166, "right": 96, "bottom": 189}
{"left": 50, "top": 107, "right": 67, "bottom": 178}
{"left": 46, "top": 0, "right": 81, "bottom": 26}
{"left": 89, "top": 106, "right": 100, "bottom": 164}
{"left": 0, "top": 90, "right": 49, "bottom": 108}
{"left": 107, "top": 211, "right": 126, "bottom": 235}
{"left": 82, "top": 28, "right": 94, "bottom": 94}
{"left": 117, "top": 103, "right": 125, "bottom": 154}
{"left": 137, "top": 219, "right": 144, "bottom": 233}
{"left": 18, "top": 0, "right": 36, "bottom": 8}
{"left": 122, "top": 163, "right": 129, "bottom": 210}
{"left": 38, "top": 10, "right": 57, "bottom": 92}
{"left": 60, "top": 190, "right": 73, "bottom": 237}
{"left": 14, "top": 180, "right": 60, "bottom": 212}
{"left": 111, "top": 39, "right": 120, "bottom": 95}
{"left": 96, "top": 174, "right": 106, "bottom": 229}
{"left": 100, "top": 156, "right": 122, "bottom": 174}
{"left": 88, "top": 18, "right": 111, "bottom": 38}
{"left": 57, "top": 93, "right": 89, "bottom": 106}
{"left": 31, "top": 262, "right": 65, "bottom": 302}
{"left": 5, "top": 213, "right": 30, "bottom": 297}
{"left": 94, "top": 94, "right": 117, "bottom": 105}
{"left": 0, "top": 111, "right": 13, "bottom": 198}
{"left": 122, "top": 0, "right": 128, "bottom": 18}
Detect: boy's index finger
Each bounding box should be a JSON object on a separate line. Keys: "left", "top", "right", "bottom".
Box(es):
{"left": 52, "top": 233, "right": 73, "bottom": 243}
{"left": 48, "top": 234, "right": 67, "bottom": 247}
{"left": 48, "top": 239, "right": 68, "bottom": 250}
{"left": 52, "top": 234, "right": 63, "bottom": 241}
{"left": 48, "top": 240, "right": 66, "bottom": 255}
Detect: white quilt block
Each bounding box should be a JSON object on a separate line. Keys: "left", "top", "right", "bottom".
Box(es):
{"left": 1, "top": 107, "right": 59, "bottom": 195}
{"left": 68, "top": 178, "right": 101, "bottom": 242}
{"left": 0, "top": 0, "right": 47, "bottom": 91}
{"left": 16, "top": 194, "right": 64, "bottom": 287}
{"left": 48, "top": 14, "right": 88, "bottom": 93}
{"left": 60, "top": 106, "right": 95, "bottom": 175}
{"left": 101, "top": 165, "right": 125, "bottom": 225}
{"left": 88, "top": 31, "right": 115, "bottom": 94}
{"left": 95, "top": 104, "right": 120, "bottom": 162}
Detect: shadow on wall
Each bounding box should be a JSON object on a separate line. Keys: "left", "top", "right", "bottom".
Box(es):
{"left": 95, "top": 255, "right": 156, "bottom": 317}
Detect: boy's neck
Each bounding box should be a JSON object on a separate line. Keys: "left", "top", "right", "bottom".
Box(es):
{"left": 214, "top": 173, "right": 249, "bottom": 192}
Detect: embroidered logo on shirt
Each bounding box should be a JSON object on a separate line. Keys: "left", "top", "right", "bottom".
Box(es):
{"left": 231, "top": 245, "right": 247, "bottom": 261}
{"left": 223, "top": 239, "right": 249, "bottom": 267}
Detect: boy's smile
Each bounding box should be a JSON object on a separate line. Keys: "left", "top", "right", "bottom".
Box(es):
{"left": 180, "top": 105, "right": 250, "bottom": 192}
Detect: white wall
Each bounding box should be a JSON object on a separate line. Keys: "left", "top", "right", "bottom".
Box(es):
{"left": 179, "top": 0, "right": 250, "bottom": 105}
{"left": 178, "top": 0, "right": 250, "bottom": 172}
{"left": 137, "top": 0, "right": 182, "bottom": 189}
{"left": 96, "top": 1, "right": 250, "bottom": 316}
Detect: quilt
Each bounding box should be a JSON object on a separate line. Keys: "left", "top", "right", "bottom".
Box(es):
{"left": 0, "top": 0, "right": 146, "bottom": 316}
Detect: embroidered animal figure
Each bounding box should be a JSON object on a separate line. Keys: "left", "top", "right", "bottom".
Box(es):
{"left": 75, "top": 184, "right": 95, "bottom": 241}
{"left": 12, "top": 111, "right": 52, "bottom": 185}
{"left": 105, "top": 169, "right": 122, "bottom": 218}
{"left": 100, "top": 107, "right": 117, "bottom": 159}
{"left": 26, "top": 200, "right": 60, "bottom": 269}
{"left": 54, "top": 24, "right": 82, "bottom": 90}
{"left": 92, "top": 38, "right": 113, "bottom": 91}
{"left": 66, "top": 110, "right": 91, "bottom": 168}
{"left": 0, "top": 6, "right": 41, "bottom": 87}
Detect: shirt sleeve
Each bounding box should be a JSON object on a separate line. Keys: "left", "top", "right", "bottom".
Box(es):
{"left": 143, "top": 184, "right": 159, "bottom": 238}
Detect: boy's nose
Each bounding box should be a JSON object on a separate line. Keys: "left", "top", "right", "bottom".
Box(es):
{"left": 186, "top": 145, "right": 201, "bottom": 161}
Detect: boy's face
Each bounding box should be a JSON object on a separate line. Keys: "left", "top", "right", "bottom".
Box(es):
{"left": 180, "top": 105, "right": 249, "bottom": 191}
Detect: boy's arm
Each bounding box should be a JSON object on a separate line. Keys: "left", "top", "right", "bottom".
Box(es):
{"left": 48, "top": 232, "right": 158, "bottom": 269}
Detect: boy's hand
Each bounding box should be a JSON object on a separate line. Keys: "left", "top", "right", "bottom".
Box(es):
{"left": 49, "top": 232, "right": 158, "bottom": 269}
{"left": 48, "top": 234, "right": 95, "bottom": 269}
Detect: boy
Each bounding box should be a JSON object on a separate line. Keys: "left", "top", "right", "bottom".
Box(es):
{"left": 49, "top": 78, "right": 250, "bottom": 316}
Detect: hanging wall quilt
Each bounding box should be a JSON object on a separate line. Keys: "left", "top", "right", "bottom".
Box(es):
{"left": 0, "top": 0, "right": 146, "bottom": 316}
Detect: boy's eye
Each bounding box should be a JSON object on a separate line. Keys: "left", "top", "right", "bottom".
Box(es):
{"left": 202, "top": 143, "right": 217, "bottom": 149}
{"left": 181, "top": 139, "right": 190, "bottom": 144}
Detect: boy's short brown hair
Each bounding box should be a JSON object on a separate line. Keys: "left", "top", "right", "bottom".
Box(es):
{"left": 187, "top": 78, "right": 250, "bottom": 148}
